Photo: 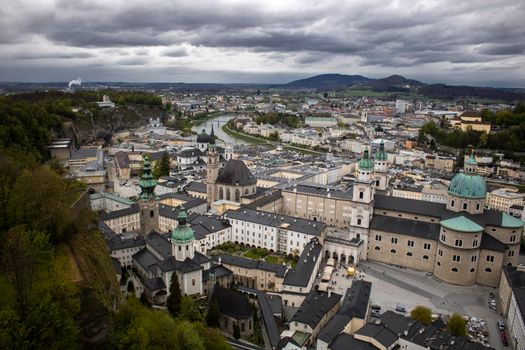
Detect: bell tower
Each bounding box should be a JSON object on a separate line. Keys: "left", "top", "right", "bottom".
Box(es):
{"left": 206, "top": 138, "right": 219, "bottom": 202}
{"left": 373, "top": 140, "right": 389, "bottom": 191}
{"left": 138, "top": 154, "right": 159, "bottom": 234}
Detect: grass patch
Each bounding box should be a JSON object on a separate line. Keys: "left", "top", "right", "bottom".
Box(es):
{"left": 244, "top": 247, "right": 270, "bottom": 259}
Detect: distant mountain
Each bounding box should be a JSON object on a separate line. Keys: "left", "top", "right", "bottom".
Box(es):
{"left": 281, "top": 74, "right": 371, "bottom": 89}
{"left": 281, "top": 74, "right": 525, "bottom": 100}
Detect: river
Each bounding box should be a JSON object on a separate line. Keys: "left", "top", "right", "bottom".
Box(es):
{"left": 191, "top": 114, "right": 251, "bottom": 145}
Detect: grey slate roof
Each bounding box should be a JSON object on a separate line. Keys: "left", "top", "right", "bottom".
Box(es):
{"left": 225, "top": 208, "right": 326, "bottom": 236}
{"left": 318, "top": 314, "right": 351, "bottom": 343}
{"left": 503, "top": 266, "right": 525, "bottom": 288}
{"left": 158, "top": 256, "right": 202, "bottom": 273}
{"left": 178, "top": 148, "right": 203, "bottom": 157}
{"left": 340, "top": 280, "right": 372, "bottom": 319}
{"left": 283, "top": 183, "right": 353, "bottom": 200}
{"left": 355, "top": 323, "right": 398, "bottom": 348}
{"left": 216, "top": 159, "right": 256, "bottom": 186}
{"left": 145, "top": 231, "right": 172, "bottom": 259}
{"left": 329, "top": 333, "right": 379, "bottom": 350}
{"left": 202, "top": 264, "right": 232, "bottom": 283}
{"left": 258, "top": 293, "right": 281, "bottom": 348}
{"left": 283, "top": 239, "right": 322, "bottom": 287}
{"left": 370, "top": 215, "right": 441, "bottom": 240}
{"left": 245, "top": 190, "right": 283, "bottom": 209}
{"left": 144, "top": 277, "right": 166, "bottom": 291}
{"left": 100, "top": 204, "right": 139, "bottom": 220}
{"left": 210, "top": 285, "right": 254, "bottom": 319}
{"left": 290, "top": 289, "right": 341, "bottom": 329}
{"left": 186, "top": 181, "right": 207, "bottom": 193}
{"left": 159, "top": 204, "right": 202, "bottom": 221}
{"left": 480, "top": 233, "right": 507, "bottom": 252}
{"left": 217, "top": 254, "right": 287, "bottom": 277}
{"left": 374, "top": 194, "right": 445, "bottom": 217}
{"left": 106, "top": 234, "right": 145, "bottom": 251}
{"left": 133, "top": 249, "right": 161, "bottom": 272}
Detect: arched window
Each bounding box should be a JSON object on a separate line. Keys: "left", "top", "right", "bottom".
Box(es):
{"left": 485, "top": 268, "right": 492, "bottom": 273}
{"left": 192, "top": 279, "right": 196, "bottom": 286}
{"left": 374, "top": 246, "right": 380, "bottom": 251}
{"left": 437, "top": 261, "right": 441, "bottom": 267}
{"left": 390, "top": 249, "right": 396, "bottom": 254}
{"left": 219, "top": 187, "right": 224, "bottom": 200}
{"left": 235, "top": 189, "right": 240, "bottom": 202}
{"left": 423, "top": 255, "right": 429, "bottom": 260}
{"left": 245, "top": 188, "right": 249, "bottom": 195}
{"left": 407, "top": 252, "right": 413, "bottom": 257}
{"left": 470, "top": 268, "right": 475, "bottom": 272}
{"left": 451, "top": 200, "right": 455, "bottom": 207}
{"left": 150, "top": 210, "right": 154, "bottom": 218}
{"left": 226, "top": 188, "right": 231, "bottom": 201}
{"left": 451, "top": 267, "right": 458, "bottom": 272}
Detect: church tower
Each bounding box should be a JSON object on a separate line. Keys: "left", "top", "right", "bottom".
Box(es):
{"left": 206, "top": 138, "right": 219, "bottom": 202}
{"left": 138, "top": 154, "right": 159, "bottom": 234}
{"left": 373, "top": 140, "right": 389, "bottom": 191}
{"left": 171, "top": 206, "right": 195, "bottom": 261}
{"left": 353, "top": 149, "right": 375, "bottom": 204}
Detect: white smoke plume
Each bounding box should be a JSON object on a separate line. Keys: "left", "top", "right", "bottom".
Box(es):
{"left": 68, "top": 77, "right": 82, "bottom": 89}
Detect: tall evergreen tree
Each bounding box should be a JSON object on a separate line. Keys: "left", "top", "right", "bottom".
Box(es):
{"left": 167, "top": 274, "right": 182, "bottom": 318}
{"left": 206, "top": 300, "right": 220, "bottom": 327}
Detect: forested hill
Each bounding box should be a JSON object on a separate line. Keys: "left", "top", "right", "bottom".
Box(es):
{"left": 0, "top": 90, "right": 168, "bottom": 157}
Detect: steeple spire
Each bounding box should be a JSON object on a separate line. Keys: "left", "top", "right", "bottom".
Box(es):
{"left": 210, "top": 124, "right": 216, "bottom": 144}
{"left": 138, "top": 154, "right": 157, "bottom": 201}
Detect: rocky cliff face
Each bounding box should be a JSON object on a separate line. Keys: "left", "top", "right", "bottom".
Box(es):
{"left": 67, "top": 104, "right": 170, "bottom": 145}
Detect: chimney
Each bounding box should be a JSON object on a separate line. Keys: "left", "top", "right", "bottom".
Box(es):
{"left": 218, "top": 256, "right": 222, "bottom": 265}
{"left": 328, "top": 289, "right": 332, "bottom": 297}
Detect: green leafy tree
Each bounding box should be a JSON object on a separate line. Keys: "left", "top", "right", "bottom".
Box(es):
{"left": 167, "top": 274, "right": 182, "bottom": 318}
{"left": 139, "top": 291, "right": 150, "bottom": 307}
{"left": 410, "top": 306, "right": 432, "bottom": 325}
{"left": 447, "top": 313, "right": 467, "bottom": 336}
{"left": 179, "top": 295, "right": 202, "bottom": 322}
{"left": 206, "top": 300, "right": 220, "bottom": 327}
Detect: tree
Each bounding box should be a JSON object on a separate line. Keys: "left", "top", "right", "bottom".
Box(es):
{"left": 410, "top": 306, "right": 432, "bottom": 325}
{"left": 179, "top": 295, "right": 202, "bottom": 322}
{"left": 153, "top": 151, "right": 171, "bottom": 179}
{"left": 233, "top": 324, "right": 241, "bottom": 339}
{"left": 206, "top": 300, "right": 220, "bottom": 327}
{"left": 167, "top": 274, "right": 182, "bottom": 318}
{"left": 139, "top": 291, "right": 150, "bottom": 307}
{"left": 447, "top": 313, "right": 467, "bottom": 336}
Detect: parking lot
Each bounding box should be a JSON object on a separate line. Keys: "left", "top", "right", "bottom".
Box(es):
{"left": 323, "top": 261, "right": 506, "bottom": 350}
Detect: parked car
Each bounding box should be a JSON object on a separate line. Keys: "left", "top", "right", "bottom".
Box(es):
{"left": 497, "top": 320, "right": 505, "bottom": 330}
{"left": 371, "top": 309, "right": 382, "bottom": 318}
{"left": 395, "top": 305, "right": 407, "bottom": 313}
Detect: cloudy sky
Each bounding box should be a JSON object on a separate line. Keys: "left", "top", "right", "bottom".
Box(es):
{"left": 1, "top": 0, "right": 524, "bottom": 86}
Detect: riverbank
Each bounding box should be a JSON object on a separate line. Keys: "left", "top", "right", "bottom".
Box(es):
{"left": 221, "top": 124, "right": 270, "bottom": 145}
{"left": 222, "top": 124, "right": 325, "bottom": 155}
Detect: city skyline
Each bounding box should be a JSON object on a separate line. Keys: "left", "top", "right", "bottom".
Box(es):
{"left": 1, "top": 0, "right": 524, "bottom": 87}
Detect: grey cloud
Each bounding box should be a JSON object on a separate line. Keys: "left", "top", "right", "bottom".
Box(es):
{"left": 162, "top": 47, "right": 189, "bottom": 57}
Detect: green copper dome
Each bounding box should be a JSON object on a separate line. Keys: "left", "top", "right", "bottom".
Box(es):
{"left": 138, "top": 154, "right": 157, "bottom": 201}
{"left": 171, "top": 207, "right": 195, "bottom": 243}
{"left": 375, "top": 140, "right": 388, "bottom": 161}
{"left": 447, "top": 172, "right": 486, "bottom": 199}
{"left": 358, "top": 149, "right": 374, "bottom": 170}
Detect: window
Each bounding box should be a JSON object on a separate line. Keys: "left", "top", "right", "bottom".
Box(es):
{"left": 375, "top": 235, "right": 382, "bottom": 241}
{"left": 486, "top": 255, "right": 495, "bottom": 263}
{"left": 471, "top": 256, "right": 477, "bottom": 262}
{"left": 359, "top": 192, "right": 364, "bottom": 199}
{"left": 441, "top": 234, "right": 446, "bottom": 242}
{"left": 407, "top": 240, "right": 414, "bottom": 247}
{"left": 390, "top": 249, "right": 397, "bottom": 254}
{"left": 192, "top": 279, "right": 195, "bottom": 286}
{"left": 437, "top": 261, "right": 441, "bottom": 267}
{"left": 476, "top": 203, "right": 480, "bottom": 210}
{"left": 438, "top": 249, "right": 443, "bottom": 257}
{"left": 423, "top": 255, "right": 429, "bottom": 260}
{"left": 508, "top": 251, "right": 515, "bottom": 257}
{"left": 510, "top": 235, "right": 517, "bottom": 243}
{"left": 451, "top": 200, "right": 455, "bottom": 207}
{"left": 473, "top": 240, "right": 478, "bottom": 247}
{"left": 357, "top": 218, "right": 362, "bottom": 225}
{"left": 150, "top": 210, "right": 154, "bottom": 218}
{"left": 391, "top": 237, "right": 398, "bottom": 244}
{"left": 407, "top": 252, "right": 413, "bottom": 257}
{"left": 241, "top": 323, "right": 245, "bottom": 332}
{"left": 451, "top": 267, "right": 458, "bottom": 272}
{"left": 423, "top": 243, "right": 431, "bottom": 250}
{"left": 452, "top": 255, "right": 461, "bottom": 262}
{"left": 455, "top": 240, "right": 463, "bottom": 247}
{"left": 463, "top": 203, "right": 468, "bottom": 210}
{"left": 375, "top": 246, "right": 381, "bottom": 251}
{"left": 485, "top": 268, "right": 492, "bottom": 273}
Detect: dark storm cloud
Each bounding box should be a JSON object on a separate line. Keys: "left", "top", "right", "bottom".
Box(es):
{"left": 0, "top": 0, "right": 524, "bottom": 85}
